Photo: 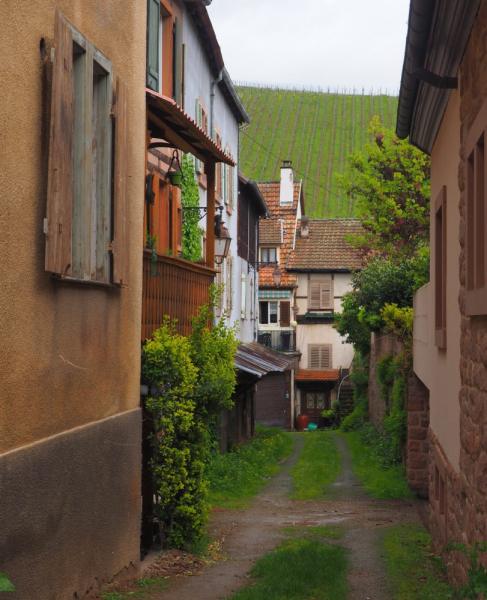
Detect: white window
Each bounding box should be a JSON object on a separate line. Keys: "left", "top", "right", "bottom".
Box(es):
{"left": 259, "top": 301, "right": 278, "bottom": 325}
{"left": 261, "top": 247, "right": 277, "bottom": 263}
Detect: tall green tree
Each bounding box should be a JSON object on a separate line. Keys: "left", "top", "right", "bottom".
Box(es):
{"left": 337, "top": 117, "right": 430, "bottom": 259}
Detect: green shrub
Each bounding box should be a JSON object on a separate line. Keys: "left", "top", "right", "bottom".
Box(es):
{"left": 141, "top": 288, "right": 239, "bottom": 548}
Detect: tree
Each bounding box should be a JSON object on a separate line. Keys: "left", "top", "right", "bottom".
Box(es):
{"left": 337, "top": 116, "right": 430, "bottom": 260}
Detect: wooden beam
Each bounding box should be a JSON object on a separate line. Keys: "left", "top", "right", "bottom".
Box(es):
{"left": 147, "top": 108, "right": 207, "bottom": 162}
{"left": 206, "top": 159, "right": 216, "bottom": 268}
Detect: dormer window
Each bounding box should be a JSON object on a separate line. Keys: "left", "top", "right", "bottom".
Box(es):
{"left": 261, "top": 247, "right": 277, "bottom": 263}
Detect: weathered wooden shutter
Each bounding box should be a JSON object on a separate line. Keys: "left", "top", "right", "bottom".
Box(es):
{"left": 309, "top": 345, "right": 320, "bottom": 369}
{"left": 113, "top": 76, "right": 130, "bottom": 286}
{"left": 230, "top": 166, "right": 235, "bottom": 209}
{"left": 173, "top": 17, "right": 182, "bottom": 104}
{"left": 225, "top": 163, "right": 230, "bottom": 204}
{"left": 321, "top": 282, "right": 333, "bottom": 309}
{"left": 146, "top": 0, "right": 160, "bottom": 91}
{"left": 309, "top": 282, "right": 321, "bottom": 309}
{"left": 195, "top": 100, "right": 203, "bottom": 173}
{"left": 241, "top": 270, "right": 247, "bottom": 318}
{"left": 280, "top": 301, "right": 291, "bottom": 326}
{"left": 45, "top": 11, "right": 74, "bottom": 276}
{"left": 320, "top": 345, "right": 332, "bottom": 368}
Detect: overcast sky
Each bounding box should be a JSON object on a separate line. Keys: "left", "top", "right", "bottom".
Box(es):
{"left": 207, "top": 0, "right": 410, "bottom": 93}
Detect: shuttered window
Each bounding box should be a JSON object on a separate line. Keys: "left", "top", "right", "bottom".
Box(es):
{"left": 195, "top": 99, "right": 205, "bottom": 174}
{"left": 308, "top": 345, "right": 333, "bottom": 369}
{"left": 173, "top": 17, "right": 182, "bottom": 104}
{"left": 146, "top": 0, "right": 160, "bottom": 91}
{"left": 308, "top": 282, "right": 333, "bottom": 309}
{"left": 241, "top": 270, "right": 246, "bottom": 319}
{"left": 280, "top": 301, "right": 291, "bottom": 327}
{"left": 45, "top": 11, "right": 129, "bottom": 286}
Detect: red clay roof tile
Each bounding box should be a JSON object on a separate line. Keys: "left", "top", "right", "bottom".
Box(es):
{"left": 295, "top": 370, "right": 340, "bottom": 381}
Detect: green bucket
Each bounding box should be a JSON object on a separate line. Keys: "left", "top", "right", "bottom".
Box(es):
{"left": 307, "top": 423, "right": 318, "bottom": 431}
{"left": 168, "top": 171, "right": 182, "bottom": 186}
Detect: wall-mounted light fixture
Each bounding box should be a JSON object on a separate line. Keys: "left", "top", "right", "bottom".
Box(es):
{"left": 272, "top": 266, "right": 282, "bottom": 287}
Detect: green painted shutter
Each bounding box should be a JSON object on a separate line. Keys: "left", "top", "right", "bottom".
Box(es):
{"left": 173, "top": 17, "right": 182, "bottom": 104}
{"left": 195, "top": 100, "right": 203, "bottom": 173}
{"left": 146, "top": 0, "right": 160, "bottom": 91}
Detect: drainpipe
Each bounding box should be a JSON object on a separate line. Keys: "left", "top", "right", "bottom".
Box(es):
{"left": 210, "top": 70, "right": 223, "bottom": 137}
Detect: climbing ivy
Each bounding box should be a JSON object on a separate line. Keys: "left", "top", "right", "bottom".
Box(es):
{"left": 181, "top": 154, "right": 204, "bottom": 262}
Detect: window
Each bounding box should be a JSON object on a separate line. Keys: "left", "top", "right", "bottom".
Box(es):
{"left": 241, "top": 271, "right": 246, "bottom": 319}
{"left": 306, "top": 392, "right": 330, "bottom": 411}
{"left": 224, "top": 146, "right": 235, "bottom": 212}
{"left": 308, "top": 345, "right": 332, "bottom": 369}
{"left": 260, "top": 301, "right": 278, "bottom": 325}
{"left": 226, "top": 256, "right": 234, "bottom": 313}
{"left": 432, "top": 444, "right": 448, "bottom": 542}
{"left": 465, "top": 99, "right": 487, "bottom": 315}
{"left": 261, "top": 247, "right": 277, "bottom": 263}
{"left": 435, "top": 186, "right": 447, "bottom": 348}
{"left": 308, "top": 281, "right": 333, "bottom": 310}
{"left": 146, "top": 0, "right": 182, "bottom": 102}
{"left": 212, "top": 127, "right": 222, "bottom": 201}
{"left": 45, "top": 11, "right": 129, "bottom": 285}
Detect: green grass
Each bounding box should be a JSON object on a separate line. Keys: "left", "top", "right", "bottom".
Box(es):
{"left": 341, "top": 432, "right": 413, "bottom": 500}
{"left": 290, "top": 432, "right": 340, "bottom": 499}
{"left": 382, "top": 525, "right": 453, "bottom": 599}
{"left": 281, "top": 525, "right": 344, "bottom": 540}
{"left": 206, "top": 426, "right": 295, "bottom": 508}
{"left": 237, "top": 86, "right": 399, "bottom": 218}
{"left": 230, "top": 537, "right": 348, "bottom": 600}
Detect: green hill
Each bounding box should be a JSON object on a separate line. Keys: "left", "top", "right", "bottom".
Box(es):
{"left": 237, "top": 85, "right": 399, "bottom": 218}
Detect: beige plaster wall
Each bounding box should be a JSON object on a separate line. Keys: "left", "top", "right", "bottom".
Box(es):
{"left": 0, "top": 0, "right": 146, "bottom": 452}
{"left": 413, "top": 90, "right": 462, "bottom": 472}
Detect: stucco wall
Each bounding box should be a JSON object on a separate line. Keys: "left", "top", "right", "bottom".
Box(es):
{"left": 413, "top": 90, "right": 462, "bottom": 472}
{"left": 0, "top": 0, "right": 146, "bottom": 452}
{"left": 0, "top": 410, "right": 141, "bottom": 599}
{"left": 0, "top": 1, "right": 145, "bottom": 596}
{"left": 183, "top": 11, "right": 242, "bottom": 336}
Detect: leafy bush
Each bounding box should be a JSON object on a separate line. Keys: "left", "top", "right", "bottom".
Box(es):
{"left": 354, "top": 421, "right": 401, "bottom": 469}
{"left": 141, "top": 288, "right": 238, "bottom": 548}
{"left": 341, "top": 360, "right": 369, "bottom": 432}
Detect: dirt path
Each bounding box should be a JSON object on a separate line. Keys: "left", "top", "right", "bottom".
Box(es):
{"left": 148, "top": 433, "right": 424, "bottom": 600}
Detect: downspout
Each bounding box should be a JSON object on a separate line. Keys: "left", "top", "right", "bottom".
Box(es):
{"left": 210, "top": 69, "right": 223, "bottom": 136}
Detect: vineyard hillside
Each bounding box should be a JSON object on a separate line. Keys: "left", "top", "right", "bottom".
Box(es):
{"left": 236, "top": 85, "right": 399, "bottom": 218}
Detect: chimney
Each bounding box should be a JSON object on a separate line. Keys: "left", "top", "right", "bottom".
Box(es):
{"left": 280, "top": 160, "right": 294, "bottom": 205}
{"left": 301, "top": 216, "right": 310, "bottom": 238}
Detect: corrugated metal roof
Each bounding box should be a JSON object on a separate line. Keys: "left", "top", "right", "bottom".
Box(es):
{"left": 234, "top": 342, "right": 294, "bottom": 377}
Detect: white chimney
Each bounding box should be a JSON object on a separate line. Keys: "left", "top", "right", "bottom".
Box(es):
{"left": 280, "top": 160, "right": 294, "bottom": 205}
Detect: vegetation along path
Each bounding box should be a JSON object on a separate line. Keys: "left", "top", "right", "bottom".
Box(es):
{"left": 143, "top": 431, "right": 424, "bottom": 600}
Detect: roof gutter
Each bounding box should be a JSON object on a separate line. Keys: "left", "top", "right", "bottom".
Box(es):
{"left": 222, "top": 68, "right": 251, "bottom": 125}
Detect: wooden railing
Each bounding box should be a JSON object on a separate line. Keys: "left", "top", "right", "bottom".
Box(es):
{"left": 142, "top": 250, "right": 216, "bottom": 340}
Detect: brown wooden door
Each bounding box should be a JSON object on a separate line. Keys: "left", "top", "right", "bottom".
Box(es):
{"left": 303, "top": 391, "right": 330, "bottom": 425}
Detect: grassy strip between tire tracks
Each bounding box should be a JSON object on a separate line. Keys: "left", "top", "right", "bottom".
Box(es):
{"left": 382, "top": 524, "right": 453, "bottom": 599}
{"left": 340, "top": 431, "right": 412, "bottom": 500}
{"left": 230, "top": 536, "right": 348, "bottom": 600}
{"left": 206, "top": 426, "right": 295, "bottom": 508}
{"left": 290, "top": 431, "right": 340, "bottom": 500}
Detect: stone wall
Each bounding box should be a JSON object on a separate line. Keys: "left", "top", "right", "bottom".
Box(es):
{"left": 368, "top": 331, "right": 403, "bottom": 430}
{"left": 406, "top": 372, "right": 430, "bottom": 498}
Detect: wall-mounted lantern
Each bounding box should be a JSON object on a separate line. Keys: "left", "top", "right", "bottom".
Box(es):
{"left": 214, "top": 210, "right": 232, "bottom": 265}
{"left": 272, "top": 266, "right": 282, "bottom": 287}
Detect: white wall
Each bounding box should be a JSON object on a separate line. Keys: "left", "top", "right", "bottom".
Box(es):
{"left": 183, "top": 11, "right": 243, "bottom": 338}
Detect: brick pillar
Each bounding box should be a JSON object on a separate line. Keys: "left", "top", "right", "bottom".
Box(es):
{"left": 406, "top": 372, "right": 430, "bottom": 497}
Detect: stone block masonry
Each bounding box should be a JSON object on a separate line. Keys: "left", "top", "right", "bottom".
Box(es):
{"left": 406, "top": 372, "right": 430, "bottom": 498}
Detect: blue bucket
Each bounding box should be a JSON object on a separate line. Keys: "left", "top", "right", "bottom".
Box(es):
{"left": 307, "top": 423, "right": 318, "bottom": 431}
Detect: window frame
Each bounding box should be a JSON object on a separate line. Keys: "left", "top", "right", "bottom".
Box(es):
{"left": 45, "top": 11, "right": 130, "bottom": 287}
{"left": 259, "top": 300, "right": 279, "bottom": 326}
{"left": 434, "top": 186, "right": 447, "bottom": 348}
{"left": 465, "top": 99, "right": 487, "bottom": 315}
{"left": 260, "top": 246, "right": 278, "bottom": 264}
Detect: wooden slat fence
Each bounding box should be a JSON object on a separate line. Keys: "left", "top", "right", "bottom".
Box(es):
{"left": 142, "top": 250, "right": 216, "bottom": 340}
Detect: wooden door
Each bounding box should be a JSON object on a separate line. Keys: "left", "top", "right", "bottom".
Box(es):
{"left": 303, "top": 391, "right": 330, "bottom": 425}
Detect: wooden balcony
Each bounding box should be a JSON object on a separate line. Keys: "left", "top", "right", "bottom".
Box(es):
{"left": 142, "top": 249, "right": 216, "bottom": 340}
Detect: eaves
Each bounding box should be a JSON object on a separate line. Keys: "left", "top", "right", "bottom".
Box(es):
{"left": 396, "top": 0, "right": 481, "bottom": 154}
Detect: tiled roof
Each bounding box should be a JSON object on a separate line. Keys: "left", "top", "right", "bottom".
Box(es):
{"left": 295, "top": 370, "right": 339, "bottom": 381}
{"left": 257, "top": 181, "right": 303, "bottom": 288}
{"left": 260, "top": 219, "right": 282, "bottom": 244}
{"left": 287, "top": 219, "right": 363, "bottom": 271}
